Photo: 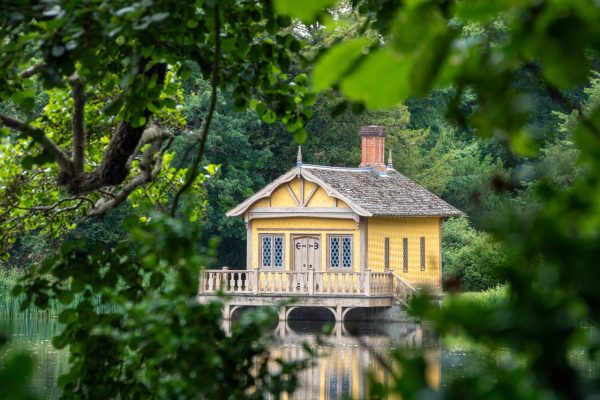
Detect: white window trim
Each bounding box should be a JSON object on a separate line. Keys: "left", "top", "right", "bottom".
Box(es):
{"left": 327, "top": 234, "right": 353, "bottom": 270}
{"left": 259, "top": 234, "right": 285, "bottom": 269}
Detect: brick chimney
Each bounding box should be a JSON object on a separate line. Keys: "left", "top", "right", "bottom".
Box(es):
{"left": 359, "top": 125, "right": 386, "bottom": 172}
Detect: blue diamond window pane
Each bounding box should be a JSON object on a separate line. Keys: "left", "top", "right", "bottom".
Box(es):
{"left": 341, "top": 372, "right": 351, "bottom": 395}
{"left": 262, "top": 237, "right": 272, "bottom": 267}
{"left": 342, "top": 237, "right": 352, "bottom": 268}
{"left": 330, "top": 237, "right": 340, "bottom": 267}
{"left": 274, "top": 237, "right": 283, "bottom": 267}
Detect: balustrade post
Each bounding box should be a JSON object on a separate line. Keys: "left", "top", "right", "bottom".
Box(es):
{"left": 222, "top": 267, "right": 229, "bottom": 291}
{"left": 253, "top": 269, "right": 259, "bottom": 294}
{"left": 198, "top": 269, "right": 204, "bottom": 294}
{"left": 308, "top": 267, "right": 314, "bottom": 295}
{"left": 365, "top": 269, "right": 371, "bottom": 297}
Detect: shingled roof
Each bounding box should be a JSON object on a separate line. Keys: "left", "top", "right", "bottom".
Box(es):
{"left": 227, "top": 163, "right": 462, "bottom": 218}
{"left": 301, "top": 165, "right": 462, "bottom": 217}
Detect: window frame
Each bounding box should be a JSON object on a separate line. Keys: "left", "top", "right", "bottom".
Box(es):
{"left": 327, "top": 234, "right": 353, "bottom": 270}
{"left": 384, "top": 237, "right": 390, "bottom": 271}
{"left": 420, "top": 236, "right": 426, "bottom": 271}
{"left": 403, "top": 238, "right": 408, "bottom": 273}
{"left": 259, "top": 233, "right": 285, "bottom": 269}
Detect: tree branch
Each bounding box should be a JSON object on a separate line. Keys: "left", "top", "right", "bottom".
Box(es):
{"left": 66, "top": 62, "right": 168, "bottom": 194}
{"left": 170, "top": 5, "right": 221, "bottom": 216}
{"left": 69, "top": 74, "right": 86, "bottom": 176}
{"left": 91, "top": 135, "right": 173, "bottom": 216}
{"left": 0, "top": 113, "right": 74, "bottom": 174}
{"left": 17, "top": 196, "right": 95, "bottom": 213}
{"left": 20, "top": 63, "right": 46, "bottom": 79}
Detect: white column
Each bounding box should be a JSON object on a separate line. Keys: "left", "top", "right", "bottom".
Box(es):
{"left": 246, "top": 219, "right": 252, "bottom": 270}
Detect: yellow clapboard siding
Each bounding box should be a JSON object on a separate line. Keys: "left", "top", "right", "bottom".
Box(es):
{"left": 367, "top": 217, "right": 441, "bottom": 289}
{"left": 251, "top": 217, "right": 359, "bottom": 272}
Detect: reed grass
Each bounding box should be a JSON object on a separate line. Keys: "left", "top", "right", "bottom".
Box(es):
{"left": 450, "top": 285, "right": 508, "bottom": 308}
{"left": 0, "top": 268, "right": 115, "bottom": 319}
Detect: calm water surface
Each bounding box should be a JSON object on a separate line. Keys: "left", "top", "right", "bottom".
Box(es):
{"left": 1, "top": 317, "right": 479, "bottom": 399}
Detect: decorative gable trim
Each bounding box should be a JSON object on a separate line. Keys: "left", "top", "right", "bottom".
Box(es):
{"left": 226, "top": 168, "right": 372, "bottom": 218}
{"left": 226, "top": 168, "right": 297, "bottom": 217}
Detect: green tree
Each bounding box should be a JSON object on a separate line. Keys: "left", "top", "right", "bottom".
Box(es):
{"left": 0, "top": 0, "right": 312, "bottom": 252}
{"left": 442, "top": 216, "right": 508, "bottom": 291}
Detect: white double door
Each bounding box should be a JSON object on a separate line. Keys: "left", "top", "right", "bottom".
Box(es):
{"left": 292, "top": 235, "right": 321, "bottom": 272}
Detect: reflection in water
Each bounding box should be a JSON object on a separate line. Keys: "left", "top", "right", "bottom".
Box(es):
{"left": 0, "top": 318, "right": 69, "bottom": 399}
{"left": 4, "top": 316, "right": 446, "bottom": 400}
{"left": 265, "top": 319, "right": 441, "bottom": 400}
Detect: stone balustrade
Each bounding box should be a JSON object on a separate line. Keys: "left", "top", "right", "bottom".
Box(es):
{"left": 199, "top": 269, "right": 416, "bottom": 305}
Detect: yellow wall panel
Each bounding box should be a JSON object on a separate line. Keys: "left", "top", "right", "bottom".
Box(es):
{"left": 304, "top": 181, "right": 317, "bottom": 200}
{"left": 367, "top": 217, "right": 441, "bottom": 289}
{"left": 337, "top": 199, "right": 350, "bottom": 209}
{"left": 251, "top": 217, "right": 359, "bottom": 272}
{"left": 289, "top": 178, "right": 301, "bottom": 203}
{"left": 270, "top": 185, "right": 296, "bottom": 207}
{"left": 306, "top": 187, "right": 334, "bottom": 208}
{"left": 253, "top": 199, "right": 268, "bottom": 208}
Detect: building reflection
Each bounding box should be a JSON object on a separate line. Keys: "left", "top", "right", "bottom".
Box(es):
{"left": 265, "top": 318, "right": 441, "bottom": 400}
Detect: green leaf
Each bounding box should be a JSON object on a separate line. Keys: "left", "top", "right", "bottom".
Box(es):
{"left": 294, "top": 73, "right": 308, "bottom": 85}
{"left": 312, "top": 38, "right": 370, "bottom": 92}
{"left": 205, "top": 164, "right": 219, "bottom": 176}
{"left": 260, "top": 108, "right": 276, "bottom": 124}
{"left": 58, "top": 309, "right": 77, "bottom": 323}
{"left": 273, "top": 0, "right": 336, "bottom": 23}
{"left": 12, "top": 89, "right": 36, "bottom": 113}
{"left": 132, "top": 116, "right": 146, "bottom": 127}
{"left": 340, "top": 49, "right": 411, "bottom": 109}
{"left": 58, "top": 291, "right": 74, "bottom": 305}
{"left": 293, "top": 128, "right": 307, "bottom": 144}
{"left": 162, "top": 98, "right": 177, "bottom": 109}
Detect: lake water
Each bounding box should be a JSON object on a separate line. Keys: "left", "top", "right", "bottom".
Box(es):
{"left": 1, "top": 317, "right": 479, "bottom": 399}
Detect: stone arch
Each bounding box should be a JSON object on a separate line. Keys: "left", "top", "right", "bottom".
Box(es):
{"left": 341, "top": 307, "right": 355, "bottom": 320}
{"left": 229, "top": 306, "right": 253, "bottom": 320}
{"left": 287, "top": 306, "right": 337, "bottom": 321}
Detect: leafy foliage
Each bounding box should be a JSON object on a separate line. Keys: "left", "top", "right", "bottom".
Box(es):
{"left": 0, "top": 332, "right": 37, "bottom": 400}
{"left": 0, "top": 0, "right": 313, "bottom": 253}
{"left": 442, "top": 217, "right": 508, "bottom": 291}
{"left": 3, "top": 0, "right": 600, "bottom": 399}
{"left": 13, "top": 213, "right": 307, "bottom": 399}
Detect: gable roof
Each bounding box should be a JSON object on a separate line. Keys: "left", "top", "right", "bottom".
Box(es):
{"left": 302, "top": 165, "right": 461, "bottom": 217}
{"left": 226, "top": 164, "right": 462, "bottom": 218}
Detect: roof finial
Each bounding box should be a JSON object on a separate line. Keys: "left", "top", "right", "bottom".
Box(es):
{"left": 296, "top": 145, "right": 303, "bottom": 167}
{"left": 387, "top": 148, "right": 393, "bottom": 169}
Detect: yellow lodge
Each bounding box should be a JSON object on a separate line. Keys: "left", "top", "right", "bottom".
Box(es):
{"left": 227, "top": 126, "right": 461, "bottom": 292}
